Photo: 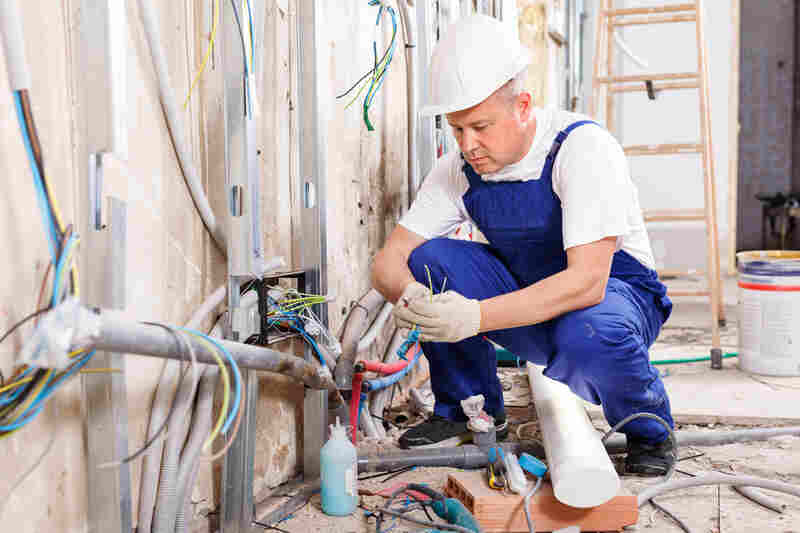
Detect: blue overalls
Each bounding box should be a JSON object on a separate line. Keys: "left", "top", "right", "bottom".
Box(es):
{"left": 407, "top": 121, "right": 675, "bottom": 444}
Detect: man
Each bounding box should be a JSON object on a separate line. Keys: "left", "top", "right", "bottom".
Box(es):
{"left": 371, "top": 15, "right": 675, "bottom": 475}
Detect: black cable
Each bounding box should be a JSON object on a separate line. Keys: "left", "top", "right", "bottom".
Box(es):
{"left": 102, "top": 323, "right": 191, "bottom": 466}
{"left": 253, "top": 521, "right": 290, "bottom": 533}
{"left": 650, "top": 498, "right": 693, "bottom": 533}
{"left": 0, "top": 309, "right": 49, "bottom": 346}
{"left": 336, "top": 43, "right": 394, "bottom": 99}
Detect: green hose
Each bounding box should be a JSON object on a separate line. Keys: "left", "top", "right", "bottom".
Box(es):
{"left": 651, "top": 353, "right": 738, "bottom": 365}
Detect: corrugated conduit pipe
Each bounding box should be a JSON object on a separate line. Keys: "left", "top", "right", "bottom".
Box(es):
{"left": 368, "top": 328, "right": 404, "bottom": 429}
{"left": 334, "top": 289, "right": 386, "bottom": 390}
{"left": 136, "top": 0, "right": 227, "bottom": 253}
{"left": 152, "top": 356, "right": 201, "bottom": 533}
{"left": 138, "top": 258, "right": 283, "bottom": 531}
{"left": 174, "top": 366, "right": 218, "bottom": 533}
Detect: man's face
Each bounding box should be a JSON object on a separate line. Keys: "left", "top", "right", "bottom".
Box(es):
{"left": 446, "top": 88, "right": 533, "bottom": 175}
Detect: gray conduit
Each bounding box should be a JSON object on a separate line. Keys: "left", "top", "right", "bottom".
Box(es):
{"left": 357, "top": 427, "right": 800, "bottom": 473}
{"left": 335, "top": 289, "right": 386, "bottom": 389}
{"left": 0, "top": 0, "right": 31, "bottom": 91}
{"left": 137, "top": 360, "right": 180, "bottom": 533}
{"left": 152, "top": 358, "right": 201, "bottom": 533}
{"left": 637, "top": 473, "right": 800, "bottom": 507}
{"left": 357, "top": 302, "right": 394, "bottom": 353}
{"left": 733, "top": 485, "right": 787, "bottom": 513}
{"left": 357, "top": 442, "right": 545, "bottom": 473}
{"left": 602, "top": 426, "right": 800, "bottom": 454}
{"left": 136, "top": 0, "right": 227, "bottom": 252}
{"left": 359, "top": 396, "right": 382, "bottom": 439}
{"left": 174, "top": 367, "right": 217, "bottom": 533}
{"left": 84, "top": 309, "right": 335, "bottom": 390}
{"left": 396, "top": 0, "right": 420, "bottom": 205}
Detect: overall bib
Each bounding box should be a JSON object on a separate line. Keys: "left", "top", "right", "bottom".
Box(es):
{"left": 407, "top": 120, "right": 675, "bottom": 444}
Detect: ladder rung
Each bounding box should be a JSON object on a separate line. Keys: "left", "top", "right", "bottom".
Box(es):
{"left": 668, "top": 289, "right": 711, "bottom": 297}
{"left": 658, "top": 269, "right": 705, "bottom": 278}
{"left": 610, "top": 13, "right": 697, "bottom": 26}
{"left": 603, "top": 4, "right": 696, "bottom": 17}
{"left": 596, "top": 72, "right": 699, "bottom": 84}
{"left": 624, "top": 143, "right": 703, "bottom": 156}
{"left": 610, "top": 81, "right": 699, "bottom": 93}
{"left": 644, "top": 209, "right": 705, "bottom": 222}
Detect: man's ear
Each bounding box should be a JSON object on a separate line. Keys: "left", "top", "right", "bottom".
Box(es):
{"left": 517, "top": 91, "right": 533, "bottom": 122}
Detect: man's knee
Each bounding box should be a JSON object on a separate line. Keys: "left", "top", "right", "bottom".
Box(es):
{"left": 407, "top": 238, "right": 464, "bottom": 280}
{"left": 552, "top": 304, "right": 641, "bottom": 360}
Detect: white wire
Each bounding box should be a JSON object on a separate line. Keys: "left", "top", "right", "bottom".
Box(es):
{"left": 613, "top": 31, "right": 649, "bottom": 69}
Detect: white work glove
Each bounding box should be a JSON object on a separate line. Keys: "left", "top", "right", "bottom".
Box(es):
{"left": 392, "top": 281, "right": 430, "bottom": 331}
{"left": 393, "top": 290, "right": 482, "bottom": 343}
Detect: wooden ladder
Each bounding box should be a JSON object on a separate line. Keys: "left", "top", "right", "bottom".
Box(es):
{"left": 591, "top": 1, "right": 725, "bottom": 367}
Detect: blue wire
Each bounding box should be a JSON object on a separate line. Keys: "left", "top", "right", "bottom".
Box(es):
{"left": 364, "top": 344, "right": 422, "bottom": 392}
{"left": 0, "top": 351, "right": 93, "bottom": 431}
{"left": 246, "top": 0, "right": 255, "bottom": 71}
{"left": 13, "top": 91, "right": 59, "bottom": 262}
{"left": 51, "top": 234, "right": 78, "bottom": 308}
{"left": 178, "top": 327, "right": 242, "bottom": 435}
{"left": 365, "top": 7, "right": 397, "bottom": 108}
{"left": 266, "top": 314, "right": 328, "bottom": 367}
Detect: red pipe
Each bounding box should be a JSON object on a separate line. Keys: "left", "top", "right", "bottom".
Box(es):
{"left": 356, "top": 342, "right": 421, "bottom": 375}
{"left": 349, "top": 372, "right": 365, "bottom": 444}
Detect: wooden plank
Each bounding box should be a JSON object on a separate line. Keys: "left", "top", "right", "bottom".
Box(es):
{"left": 610, "top": 80, "right": 699, "bottom": 93}
{"left": 596, "top": 71, "right": 699, "bottom": 84}
{"left": 668, "top": 289, "right": 711, "bottom": 297}
{"left": 610, "top": 13, "right": 696, "bottom": 26}
{"left": 624, "top": 143, "right": 703, "bottom": 156}
{"left": 644, "top": 208, "right": 705, "bottom": 222}
{"left": 606, "top": 0, "right": 615, "bottom": 131}
{"left": 658, "top": 268, "right": 705, "bottom": 278}
{"left": 603, "top": 4, "right": 696, "bottom": 17}
{"left": 445, "top": 472, "right": 638, "bottom": 533}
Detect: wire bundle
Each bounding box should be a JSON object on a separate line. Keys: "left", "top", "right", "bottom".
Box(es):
{"left": 338, "top": 0, "right": 399, "bottom": 131}
{"left": 0, "top": 89, "right": 92, "bottom": 441}
{"left": 251, "top": 287, "right": 333, "bottom": 368}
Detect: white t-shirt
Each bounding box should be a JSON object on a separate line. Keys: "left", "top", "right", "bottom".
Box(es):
{"left": 399, "top": 107, "right": 656, "bottom": 270}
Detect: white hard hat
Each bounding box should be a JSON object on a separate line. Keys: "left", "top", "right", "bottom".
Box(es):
{"left": 421, "top": 14, "right": 531, "bottom": 116}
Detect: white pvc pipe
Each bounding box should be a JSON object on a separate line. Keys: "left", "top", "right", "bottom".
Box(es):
{"left": 0, "top": 0, "right": 31, "bottom": 90}
{"left": 397, "top": 0, "right": 420, "bottom": 205}
{"left": 136, "top": 0, "right": 227, "bottom": 252}
{"left": 527, "top": 363, "right": 620, "bottom": 508}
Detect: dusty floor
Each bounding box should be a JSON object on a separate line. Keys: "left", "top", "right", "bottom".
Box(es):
{"left": 259, "top": 277, "right": 800, "bottom": 532}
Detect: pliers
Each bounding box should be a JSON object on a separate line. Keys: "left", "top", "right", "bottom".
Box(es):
{"left": 486, "top": 446, "right": 507, "bottom": 491}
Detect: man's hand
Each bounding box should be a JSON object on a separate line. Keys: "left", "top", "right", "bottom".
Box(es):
{"left": 393, "top": 290, "right": 482, "bottom": 343}
{"left": 392, "top": 281, "right": 431, "bottom": 330}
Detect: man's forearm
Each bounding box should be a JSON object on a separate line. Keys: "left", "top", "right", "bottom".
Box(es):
{"left": 478, "top": 267, "right": 607, "bottom": 332}
{"left": 371, "top": 248, "right": 416, "bottom": 303}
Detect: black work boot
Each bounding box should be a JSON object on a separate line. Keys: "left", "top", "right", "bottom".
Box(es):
{"left": 398, "top": 415, "right": 470, "bottom": 449}
{"left": 398, "top": 413, "right": 510, "bottom": 449}
{"left": 625, "top": 436, "right": 676, "bottom": 476}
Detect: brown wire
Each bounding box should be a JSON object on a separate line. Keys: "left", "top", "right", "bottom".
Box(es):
{"left": 18, "top": 90, "right": 44, "bottom": 174}
{"left": 203, "top": 375, "right": 246, "bottom": 462}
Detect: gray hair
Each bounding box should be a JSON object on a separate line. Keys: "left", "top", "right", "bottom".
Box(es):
{"left": 497, "top": 68, "right": 528, "bottom": 106}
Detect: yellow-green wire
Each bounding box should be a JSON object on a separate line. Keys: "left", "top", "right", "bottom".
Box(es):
{"left": 185, "top": 0, "right": 220, "bottom": 108}
{"left": 184, "top": 331, "right": 230, "bottom": 451}
{"left": 424, "top": 265, "right": 434, "bottom": 301}
{"left": 345, "top": 49, "right": 393, "bottom": 110}
{"left": 0, "top": 377, "right": 33, "bottom": 395}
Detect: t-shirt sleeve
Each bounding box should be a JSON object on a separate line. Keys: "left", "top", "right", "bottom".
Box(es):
{"left": 399, "top": 154, "right": 466, "bottom": 239}
{"left": 553, "top": 125, "right": 632, "bottom": 249}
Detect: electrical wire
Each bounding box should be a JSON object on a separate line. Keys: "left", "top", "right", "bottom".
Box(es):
{"left": 601, "top": 412, "right": 677, "bottom": 482}
{"left": 179, "top": 327, "right": 240, "bottom": 436}
{"left": 0, "top": 309, "right": 49, "bottom": 346}
{"left": 649, "top": 498, "right": 693, "bottom": 533}
{"left": 184, "top": 0, "right": 219, "bottom": 107}
{"left": 202, "top": 374, "right": 245, "bottom": 462}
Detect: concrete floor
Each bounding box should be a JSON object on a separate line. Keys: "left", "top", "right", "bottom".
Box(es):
{"left": 258, "top": 275, "right": 800, "bottom": 532}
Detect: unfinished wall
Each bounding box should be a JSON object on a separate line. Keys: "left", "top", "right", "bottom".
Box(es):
{"left": 0, "top": 1, "right": 412, "bottom": 531}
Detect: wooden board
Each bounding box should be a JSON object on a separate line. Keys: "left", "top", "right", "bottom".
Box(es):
{"left": 444, "top": 471, "right": 638, "bottom": 532}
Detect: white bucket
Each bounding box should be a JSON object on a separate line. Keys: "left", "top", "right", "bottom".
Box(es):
{"left": 737, "top": 251, "right": 800, "bottom": 376}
